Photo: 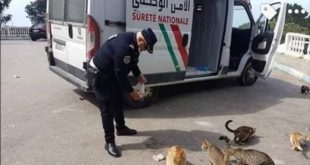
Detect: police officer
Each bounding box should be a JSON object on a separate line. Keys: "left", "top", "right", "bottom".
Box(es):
{"left": 91, "top": 28, "right": 157, "bottom": 157}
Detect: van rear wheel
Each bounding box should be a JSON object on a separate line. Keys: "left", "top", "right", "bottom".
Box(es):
{"left": 238, "top": 62, "right": 258, "bottom": 86}
{"left": 126, "top": 86, "right": 159, "bottom": 109}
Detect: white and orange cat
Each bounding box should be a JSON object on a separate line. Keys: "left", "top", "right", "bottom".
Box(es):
{"left": 166, "top": 146, "right": 186, "bottom": 165}
{"left": 290, "top": 132, "right": 310, "bottom": 151}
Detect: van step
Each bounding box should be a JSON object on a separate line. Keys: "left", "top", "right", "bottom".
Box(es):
{"left": 49, "top": 66, "right": 90, "bottom": 92}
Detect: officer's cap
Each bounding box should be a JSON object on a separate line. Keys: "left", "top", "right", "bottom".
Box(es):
{"left": 141, "top": 28, "right": 157, "bottom": 54}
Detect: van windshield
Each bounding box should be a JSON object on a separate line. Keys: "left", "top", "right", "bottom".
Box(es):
{"left": 65, "top": 0, "right": 86, "bottom": 23}
{"left": 49, "top": 0, "right": 64, "bottom": 21}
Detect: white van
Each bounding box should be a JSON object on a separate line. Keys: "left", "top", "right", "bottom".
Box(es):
{"left": 45, "top": 0, "right": 286, "bottom": 108}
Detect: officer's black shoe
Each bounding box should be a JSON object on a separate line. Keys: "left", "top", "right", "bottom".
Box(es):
{"left": 116, "top": 125, "right": 137, "bottom": 136}
{"left": 105, "top": 143, "right": 121, "bottom": 157}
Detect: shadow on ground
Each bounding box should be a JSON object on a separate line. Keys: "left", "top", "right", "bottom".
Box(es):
{"left": 227, "top": 135, "right": 262, "bottom": 147}
{"left": 119, "top": 129, "right": 227, "bottom": 152}
{"left": 302, "top": 147, "right": 310, "bottom": 159}
{"left": 74, "top": 76, "right": 307, "bottom": 119}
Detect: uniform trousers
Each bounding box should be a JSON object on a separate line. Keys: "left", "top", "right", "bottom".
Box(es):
{"left": 93, "top": 72, "right": 125, "bottom": 143}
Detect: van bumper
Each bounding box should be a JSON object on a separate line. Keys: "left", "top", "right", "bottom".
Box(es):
{"left": 49, "top": 65, "right": 91, "bottom": 92}
{"left": 45, "top": 46, "right": 55, "bottom": 66}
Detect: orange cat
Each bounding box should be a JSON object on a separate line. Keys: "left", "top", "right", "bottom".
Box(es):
{"left": 290, "top": 132, "right": 310, "bottom": 151}
{"left": 166, "top": 146, "right": 186, "bottom": 165}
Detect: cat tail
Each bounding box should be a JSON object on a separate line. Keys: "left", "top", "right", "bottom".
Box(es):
{"left": 219, "top": 136, "right": 231, "bottom": 144}
{"left": 225, "top": 120, "right": 235, "bottom": 133}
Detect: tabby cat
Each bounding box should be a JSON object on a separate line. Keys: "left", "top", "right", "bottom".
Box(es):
{"left": 166, "top": 146, "right": 186, "bottom": 165}
{"left": 201, "top": 140, "right": 230, "bottom": 165}
{"left": 290, "top": 132, "right": 310, "bottom": 151}
{"left": 226, "top": 147, "right": 275, "bottom": 165}
{"left": 225, "top": 120, "right": 256, "bottom": 145}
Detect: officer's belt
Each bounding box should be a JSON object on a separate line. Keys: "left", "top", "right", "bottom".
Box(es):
{"left": 90, "top": 58, "right": 97, "bottom": 69}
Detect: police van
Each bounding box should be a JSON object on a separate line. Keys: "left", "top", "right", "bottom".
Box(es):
{"left": 45, "top": 0, "right": 287, "bottom": 108}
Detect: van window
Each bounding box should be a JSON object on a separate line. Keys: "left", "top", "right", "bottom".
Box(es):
{"left": 49, "top": 0, "right": 65, "bottom": 21}
{"left": 229, "top": 4, "right": 253, "bottom": 70}
{"left": 64, "top": 0, "right": 86, "bottom": 23}
{"left": 233, "top": 5, "right": 251, "bottom": 29}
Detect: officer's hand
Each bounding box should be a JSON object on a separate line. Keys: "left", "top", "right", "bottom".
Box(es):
{"left": 129, "top": 90, "right": 142, "bottom": 101}
{"left": 138, "top": 74, "right": 147, "bottom": 83}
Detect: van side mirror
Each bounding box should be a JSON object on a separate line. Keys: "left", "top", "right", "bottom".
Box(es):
{"left": 251, "top": 31, "right": 274, "bottom": 54}
{"left": 182, "top": 34, "right": 189, "bottom": 47}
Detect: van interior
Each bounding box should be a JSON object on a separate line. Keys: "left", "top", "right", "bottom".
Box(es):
{"left": 187, "top": 0, "right": 252, "bottom": 76}
{"left": 187, "top": 0, "right": 228, "bottom": 77}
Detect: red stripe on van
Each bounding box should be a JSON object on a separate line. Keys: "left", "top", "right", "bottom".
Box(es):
{"left": 170, "top": 24, "right": 188, "bottom": 68}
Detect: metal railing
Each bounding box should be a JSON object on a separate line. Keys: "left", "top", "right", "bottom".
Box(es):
{"left": 284, "top": 32, "right": 310, "bottom": 60}
{"left": 0, "top": 26, "right": 30, "bottom": 40}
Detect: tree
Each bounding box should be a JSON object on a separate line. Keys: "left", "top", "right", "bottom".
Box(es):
{"left": 0, "top": 0, "right": 12, "bottom": 25}
{"left": 269, "top": 3, "right": 310, "bottom": 42}
{"left": 25, "top": 0, "right": 46, "bottom": 24}
{"left": 286, "top": 3, "right": 309, "bottom": 27}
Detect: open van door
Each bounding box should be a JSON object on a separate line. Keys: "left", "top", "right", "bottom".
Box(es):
{"left": 251, "top": 1, "right": 287, "bottom": 78}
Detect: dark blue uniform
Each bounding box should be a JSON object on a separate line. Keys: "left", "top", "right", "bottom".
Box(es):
{"left": 92, "top": 32, "right": 141, "bottom": 143}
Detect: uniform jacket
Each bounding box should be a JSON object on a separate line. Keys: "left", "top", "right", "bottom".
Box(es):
{"left": 93, "top": 32, "right": 141, "bottom": 93}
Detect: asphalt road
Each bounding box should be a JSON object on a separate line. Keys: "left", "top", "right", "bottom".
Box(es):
{"left": 1, "top": 40, "right": 310, "bottom": 165}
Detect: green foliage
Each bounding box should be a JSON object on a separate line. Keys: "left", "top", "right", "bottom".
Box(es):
{"left": 269, "top": 3, "right": 309, "bottom": 43}
{"left": 269, "top": 21, "right": 309, "bottom": 43}
{"left": 0, "top": 0, "right": 11, "bottom": 12}
{"left": 283, "top": 23, "right": 309, "bottom": 35}
{"left": 286, "top": 3, "right": 309, "bottom": 28}
{"left": 0, "top": 0, "right": 12, "bottom": 25}
{"left": 239, "top": 23, "right": 251, "bottom": 29}
{"left": 25, "top": 0, "right": 47, "bottom": 24}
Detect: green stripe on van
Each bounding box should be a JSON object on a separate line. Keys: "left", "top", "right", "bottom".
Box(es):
{"left": 159, "top": 24, "right": 180, "bottom": 72}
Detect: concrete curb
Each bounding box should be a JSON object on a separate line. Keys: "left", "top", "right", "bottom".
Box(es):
{"left": 273, "top": 62, "right": 310, "bottom": 84}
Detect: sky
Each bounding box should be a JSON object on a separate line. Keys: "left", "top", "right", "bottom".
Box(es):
{"left": 3, "top": 0, "right": 34, "bottom": 26}
{"left": 3, "top": 0, "right": 310, "bottom": 27}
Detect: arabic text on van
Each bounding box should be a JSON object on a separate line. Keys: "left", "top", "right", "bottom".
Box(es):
{"left": 131, "top": 0, "right": 191, "bottom": 25}
{"left": 132, "top": 0, "right": 190, "bottom": 13}
{"left": 132, "top": 11, "right": 189, "bottom": 25}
